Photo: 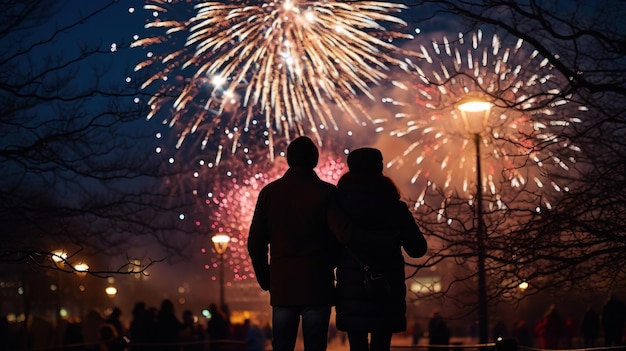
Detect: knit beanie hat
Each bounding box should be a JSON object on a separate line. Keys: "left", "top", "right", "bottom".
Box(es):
{"left": 347, "top": 147, "right": 384, "bottom": 175}
{"left": 286, "top": 136, "right": 319, "bottom": 169}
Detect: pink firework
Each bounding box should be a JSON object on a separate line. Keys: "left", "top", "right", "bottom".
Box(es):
{"left": 196, "top": 149, "right": 348, "bottom": 281}
{"left": 154, "top": 122, "right": 351, "bottom": 281}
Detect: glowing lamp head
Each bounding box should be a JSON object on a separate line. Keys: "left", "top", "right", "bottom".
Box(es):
{"left": 211, "top": 234, "right": 231, "bottom": 254}
{"left": 51, "top": 250, "right": 68, "bottom": 264}
{"left": 457, "top": 100, "right": 492, "bottom": 113}
{"left": 74, "top": 263, "right": 89, "bottom": 272}
{"left": 457, "top": 95, "right": 492, "bottom": 134}
{"left": 518, "top": 281, "right": 529, "bottom": 291}
{"left": 105, "top": 286, "right": 118, "bottom": 298}
{"left": 75, "top": 263, "right": 89, "bottom": 278}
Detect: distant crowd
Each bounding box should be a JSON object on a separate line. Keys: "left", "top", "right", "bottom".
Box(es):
{"left": 1, "top": 299, "right": 269, "bottom": 351}
{"left": 414, "top": 293, "right": 626, "bottom": 350}
{"left": 1, "top": 293, "right": 625, "bottom": 350}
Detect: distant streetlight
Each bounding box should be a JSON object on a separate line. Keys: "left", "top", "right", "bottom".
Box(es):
{"left": 74, "top": 262, "right": 89, "bottom": 278}
{"left": 457, "top": 94, "right": 492, "bottom": 345}
{"left": 211, "top": 234, "right": 231, "bottom": 310}
{"left": 105, "top": 286, "right": 118, "bottom": 298}
{"left": 51, "top": 250, "right": 68, "bottom": 265}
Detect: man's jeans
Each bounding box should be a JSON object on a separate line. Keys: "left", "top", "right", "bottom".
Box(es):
{"left": 272, "top": 305, "right": 331, "bottom": 351}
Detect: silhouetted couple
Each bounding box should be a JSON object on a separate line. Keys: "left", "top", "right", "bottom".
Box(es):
{"left": 248, "top": 136, "right": 428, "bottom": 351}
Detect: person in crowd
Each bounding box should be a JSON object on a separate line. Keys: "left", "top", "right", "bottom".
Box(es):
{"left": 62, "top": 320, "right": 85, "bottom": 348}
{"left": 535, "top": 304, "right": 564, "bottom": 349}
{"left": 179, "top": 309, "right": 205, "bottom": 351}
{"left": 411, "top": 321, "right": 423, "bottom": 345}
{"left": 512, "top": 319, "right": 532, "bottom": 347}
{"left": 83, "top": 309, "right": 106, "bottom": 346}
{"left": 248, "top": 136, "right": 339, "bottom": 351}
{"left": 581, "top": 306, "right": 600, "bottom": 347}
{"left": 128, "top": 302, "right": 154, "bottom": 351}
{"left": 154, "top": 299, "right": 182, "bottom": 351}
{"left": 602, "top": 293, "right": 626, "bottom": 347}
{"left": 29, "top": 315, "right": 53, "bottom": 348}
{"left": 327, "top": 147, "right": 428, "bottom": 351}
{"left": 106, "top": 307, "right": 126, "bottom": 340}
{"left": 243, "top": 319, "right": 265, "bottom": 351}
{"left": 96, "top": 323, "right": 127, "bottom": 351}
{"left": 207, "top": 302, "right": 231, "bottom": 342}
{"left": 428, "top": 311, "right": 450, "bottom": 351}
{"left": 563, "top": 316, "right": 577, "bottom": 348}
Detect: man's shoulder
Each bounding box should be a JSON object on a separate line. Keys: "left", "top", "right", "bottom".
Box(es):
{"left": 274, "top": 177, "right": 335, "bottom": 190}
{"left": 278, "top": 169, "right": 336, "bottom": 186}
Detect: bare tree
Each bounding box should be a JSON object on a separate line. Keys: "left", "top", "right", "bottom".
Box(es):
{"left": 374, "top": 0, "right": 626, "bottom": 342}
{"left": 0, "top": 1, "right": 202, "bottom": 279}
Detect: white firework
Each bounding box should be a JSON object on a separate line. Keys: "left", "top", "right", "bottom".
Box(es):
{"left": 130, "top": 0, "right": 416, "bottom": 161}
{"left": 376, "top": 30, "right": 584, "bottom": 212}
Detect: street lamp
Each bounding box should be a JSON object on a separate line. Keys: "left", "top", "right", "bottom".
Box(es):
{"left": 211, "top": 234, "right": 231, "bottom": 310}
{"left": 74, "top": 262, "right": 89, "bottom": 278}
{"left": 105, "top": 286, "right": 118, "bottom": 299}
{"left": 51, "top": 250, "right": 68, "bottom": 265}
{"left": 457, "top": 94, "right": 492, "bottom": 344}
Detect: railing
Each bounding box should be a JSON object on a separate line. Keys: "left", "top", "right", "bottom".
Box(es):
{"left": 390, "top": 340, "right": 626, "bottom": 351}
{"left": 9, "top": 338, "right": 626, "bottom": 351}
{"left": 7, "top": 339, "right": 248, "bottom": 351}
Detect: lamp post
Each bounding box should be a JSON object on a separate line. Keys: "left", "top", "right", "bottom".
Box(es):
{"left": 211, "top": 234, "right": 231, "bottom": 310}
{"left": 457, "top": 95, "right": 492, "bottom": 345}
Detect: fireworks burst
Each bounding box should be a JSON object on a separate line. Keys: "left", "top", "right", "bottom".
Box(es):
{"left": 154, "top": 125, "right": 349, "bottom": 281}
{"left": 196, "top": 151, "right": 347, "bottom": 281}
{"left": 376, "top": 30, "right": 584, "bottom": 211}
{"left": 130, "top": 0, "right": 415, "bottom": 160}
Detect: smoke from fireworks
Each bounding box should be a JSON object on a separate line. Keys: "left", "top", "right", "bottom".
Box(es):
{"left": 375, "top": 30, "right": 584, "bottom": 211}
{"left": 130, "top": 0, "right": 415, "bottom": 160}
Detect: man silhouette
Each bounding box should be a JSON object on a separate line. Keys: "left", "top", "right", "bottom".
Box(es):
{"left": 248, "top": 136, "right": 339, "bottom": 351}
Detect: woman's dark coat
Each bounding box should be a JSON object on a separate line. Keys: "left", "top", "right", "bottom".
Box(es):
{"left": 328, "top": 174, "right": 427, "bottom": 333}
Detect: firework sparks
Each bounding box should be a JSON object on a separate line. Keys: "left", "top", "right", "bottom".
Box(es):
{"left": 130, "top": 0, "right": 415, "bottom": 160}
{"left": 376, "top": 30, "right": 583, "bottom": 211}
{"left": 193, "top": 151, "right": 346, "bottom": 281}
{"left": 155, "top": 125, "right": 349, "bottom": 281}
{"left": 198, "top": 151, "right": 346, "bottom": 281}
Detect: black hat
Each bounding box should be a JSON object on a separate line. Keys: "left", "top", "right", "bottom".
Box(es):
{"left": 347, "top": 147, "right": 384, "bottom": 175}
{"left": 287, "top": 136, "right": 319, "bottom": 169}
